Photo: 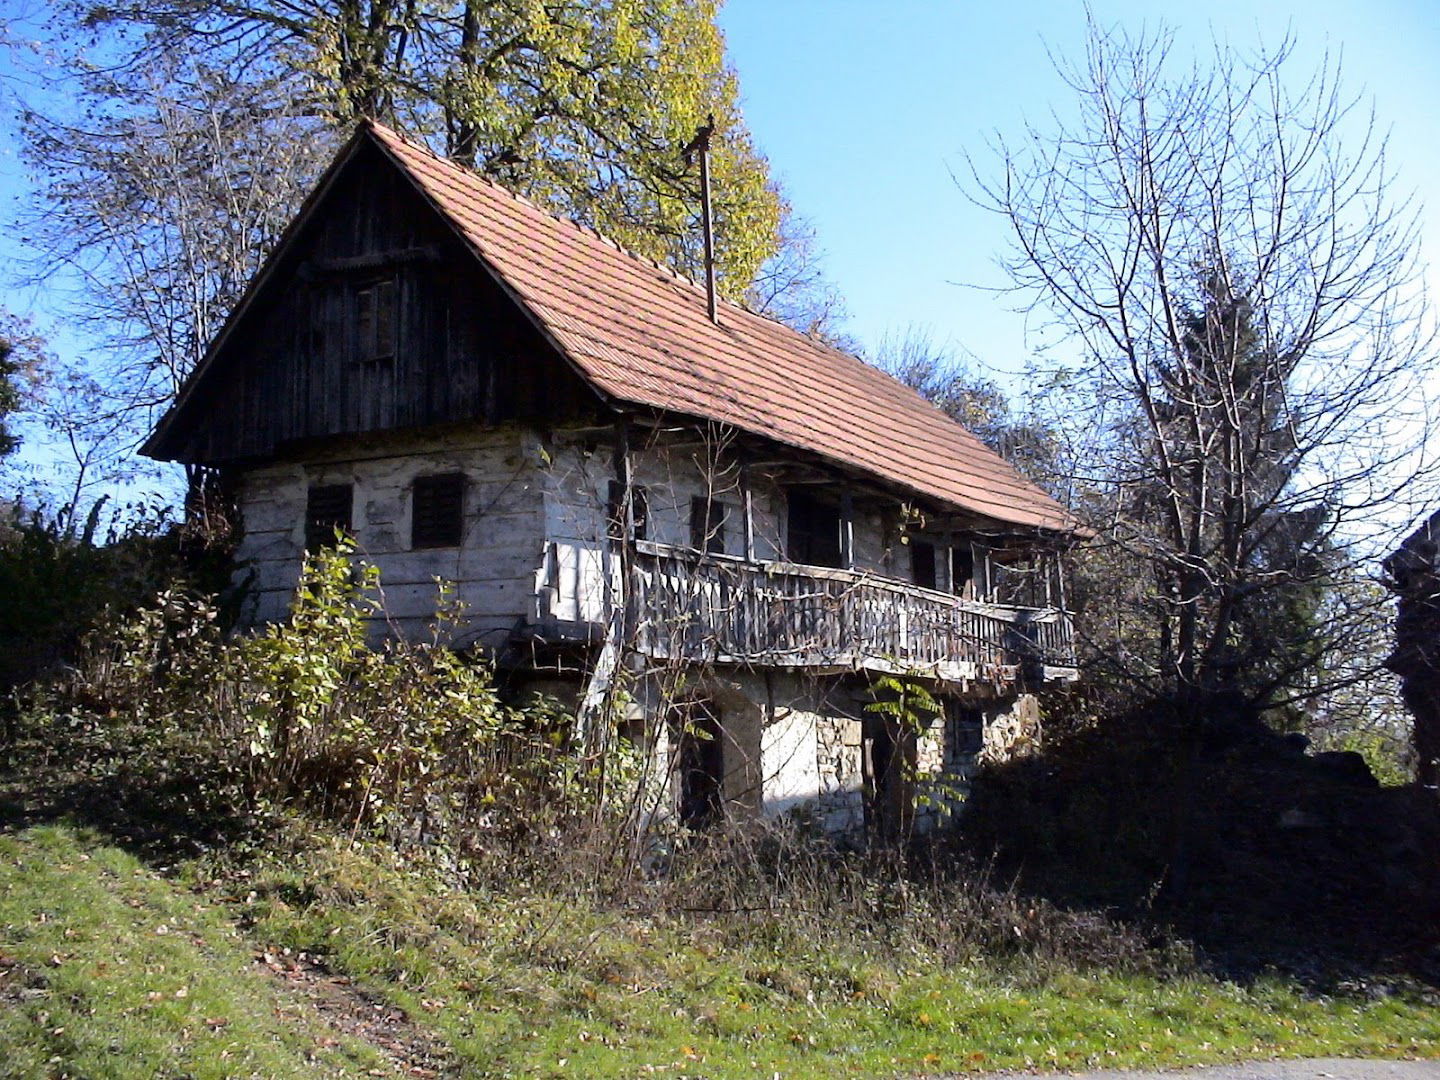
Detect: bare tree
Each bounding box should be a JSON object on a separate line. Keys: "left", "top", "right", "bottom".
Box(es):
{"left": 20, "top": 61, "right": 329, "bottom": 396}
{"left": 745, "top": 212, "right": 852, "bottom": 346}
{"left": 971, "top": 19, "right": 1439, "bottom": 714}
{"left": 870, "top": 326, "right": 1060, "bottom": 486}
{"left": 15, "top": 55, "right": 335, "bottom": 490}
{"left": 55, "top": 0, "right": 788, "bottom": 298}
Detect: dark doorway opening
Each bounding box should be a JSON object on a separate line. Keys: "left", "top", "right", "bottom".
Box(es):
{"left": 671, "top": 701, "right": 725, "bottom": 827}
{"left": 862, "top": 713, "right": 913, "bottom": 841}
{"left": 911, "top": 540, "right": 937, "bottom": 589}
{"left": 786, "top": 489, "right": 844, "bottom": 568}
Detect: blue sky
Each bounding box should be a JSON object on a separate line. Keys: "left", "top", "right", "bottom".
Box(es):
{"left": 2, "top": 1, "right": 1439, "bottom": 501}
{"left": 718, "top": 0, "right": 1440, "bottom": 380}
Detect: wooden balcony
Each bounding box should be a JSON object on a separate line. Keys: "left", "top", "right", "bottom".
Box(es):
{"left": 627, "top": 541, "right": 1076, "bottom": 685}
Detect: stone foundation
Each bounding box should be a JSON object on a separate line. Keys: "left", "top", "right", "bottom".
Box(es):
{"left": 612, "top": 665, "right": 1043, "bottom": 838}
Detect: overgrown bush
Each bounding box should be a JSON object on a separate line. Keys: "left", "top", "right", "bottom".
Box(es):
{"left": 0, "top": 498, "right": 232, "bottom": 695}
{"left": 16, "top": 541, "right": 608, "bottom": 868}
{"left": 7, "top": 542, "right": 1198, "bottom": 981}
{"left": 642, "top": 824, "right": 1181, "bottom": 979}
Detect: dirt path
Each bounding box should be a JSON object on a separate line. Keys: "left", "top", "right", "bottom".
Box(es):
{"left": 255, "top": 947, "right": 457, "bottom": 1078}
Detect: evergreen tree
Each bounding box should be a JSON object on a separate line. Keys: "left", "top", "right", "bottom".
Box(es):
{"left": 0, "top": 337, "right": 20, "bottom": 460}
{"left": 976, "top": 20, "right": 1439, "bottom": 712}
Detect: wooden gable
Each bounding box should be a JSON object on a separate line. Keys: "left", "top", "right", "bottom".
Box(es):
{"left": 146, "top": 137, "right": 602, "bottom": 465}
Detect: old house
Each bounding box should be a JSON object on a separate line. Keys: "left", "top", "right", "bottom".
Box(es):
{"left": 144, "top": 120, "right": 1081, "bottom": 836}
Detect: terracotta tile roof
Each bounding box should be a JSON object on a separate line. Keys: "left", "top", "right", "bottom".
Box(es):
{"left": 364, "top": 124, "right": 1075, "bottom": 533}
{"left": 144, "top": 119, "right": 1061, "bottom": 533}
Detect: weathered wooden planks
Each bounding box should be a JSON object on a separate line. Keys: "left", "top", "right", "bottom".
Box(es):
{"left": 153, "top": 140, "right": 602, "bottom": 465}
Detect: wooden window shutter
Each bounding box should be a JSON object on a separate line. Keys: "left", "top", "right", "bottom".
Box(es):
{"left": 411, "top": 472, "right": 465, "bottom": 549}
{"left": 356, "top": 277, "right": 397, "bottom": 361}
{"left": 372, "top": 278, "right": 396, "bottom": 359}
{"left": 305, "top": 483, "right": 353, "bottom": 550}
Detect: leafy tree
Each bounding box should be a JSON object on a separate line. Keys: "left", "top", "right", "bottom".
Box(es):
{"left": 0, "top": 310, "right": 53, "bottom": 480}
{"left": 63, "top": 0, "right": 784, "bottom": 294}
{"left": 972, "top": 19, "right": 1439, "bottom": 713}
{"left": 13, "top": 2, "right": 843, "bottom": 500}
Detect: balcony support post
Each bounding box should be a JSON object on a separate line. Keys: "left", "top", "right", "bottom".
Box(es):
{"left": 576, "top": 414, "right": 636, "bottom": 757}
{"left": 740, "top": 462, "right": 756, "bottom": 563}
{"left": 611, "top": 415, "right": 637, "bottom": 632}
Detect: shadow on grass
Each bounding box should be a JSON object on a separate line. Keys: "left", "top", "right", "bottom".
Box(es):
{"left": 0, "top": 723, "right": 264, "bottom": 866}
{"left": 953, "top": 698, "right": 1440, "bottom": 989}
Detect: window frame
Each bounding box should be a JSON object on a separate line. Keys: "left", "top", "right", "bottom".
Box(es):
{"left": 304, "top": 483, "right": 354, "bottom": 550}
{"left": 910, "top": 539, "right": 938, "bottom": 590}
{"left": 950, "top": 543, "right": 975, "bottom": 597}
{"left": 607, "top": 480, "right": 649, "bottom": 542}
{"left": 689, "top": 495, "right": 729, "bottom": 555}
{"left": 410, "top": 471, "right": 466, "bottom": 550}
{"left": 785, "top": 489, "right": 844, "bottom": 569}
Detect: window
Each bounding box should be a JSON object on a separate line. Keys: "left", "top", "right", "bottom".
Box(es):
{"left": 910, "top": 540, "right": 937, "bottom": 590}
{"left": 411, "top": 472, "right": 465, "bottom": 548}
{"left": 690, "top": 496, "right": 729, "bottom": 555}
{"left": 305, "top": 483, "right": 353, "bottom": 550}
{"left": 606, "top": 481, "right": 648, "bottom": 541}
{"left": 951, "top": 544, "right": 975, "bottom": 595}
{"left": 356, "top": 278, "right": 397, "bottom": 361}
{"left": 946, "top": 700, "right": 984, "bottom": 760}
{"left": 786, "top": 489, "right": 843, "bottom": 568}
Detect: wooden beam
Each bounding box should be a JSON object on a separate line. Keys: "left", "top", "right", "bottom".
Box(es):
{"left": 740, "top": 463, "right": 756, "bottom": 562}
{"left": 305, "top": 245, "right": 443, "bottom": 273}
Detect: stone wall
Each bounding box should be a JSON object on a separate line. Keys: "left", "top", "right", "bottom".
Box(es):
{"left": 979, "top": 693, "right": 1043, "bottom": 766}
{"left": 621, "top": 667, "right": 1043, "bottom": 839}
{"left": 1385, "top": 510, "right": 1440, "bottom": 789}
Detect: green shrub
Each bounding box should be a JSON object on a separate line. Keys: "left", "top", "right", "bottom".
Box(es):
{"left": 18, "top": 540, "right": 602, "bottom": 868}
{"left": 0, "top": 498, "right": 232, "bottom": 695}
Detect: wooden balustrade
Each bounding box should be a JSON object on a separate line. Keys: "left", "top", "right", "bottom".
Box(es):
{"left": 628, "top": 542, "right": 1075, "bottom": 682}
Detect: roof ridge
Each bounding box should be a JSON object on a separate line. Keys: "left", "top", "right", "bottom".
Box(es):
{"left": 357, "top": 120, "right": 1076, "bottom": 532}
{"left": 364, "top": 121, "right": 897, "bottom": 353}
{"left": 365, "top": 118, "right": 717, "bottom": 297}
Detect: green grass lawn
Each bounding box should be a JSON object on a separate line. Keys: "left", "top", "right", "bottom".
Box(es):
{"left": 2, "top": 822, "right": 1437, "bottom": 1079}
{"left": 0, "top": 825, "right": 383, "bottom": 1079}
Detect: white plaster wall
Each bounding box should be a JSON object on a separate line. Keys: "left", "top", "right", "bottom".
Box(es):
{"left": 740, "top": 673, "right": 820, "bottom": 820}
{"left": 539, "top": 433, "right": 784, "bottom": 626}
{"left": 738, "top": 672, "right": 863, "bottom": 832}
{"left": 540, "top": 440, "right": 614, "bottom": 626}
{"left": 233, "top": 426, "right": 547, "bottom": 644}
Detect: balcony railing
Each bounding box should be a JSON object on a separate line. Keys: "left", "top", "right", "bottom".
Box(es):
{"left": 628, "top": 541, "right": 1075, "bottom": 683}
